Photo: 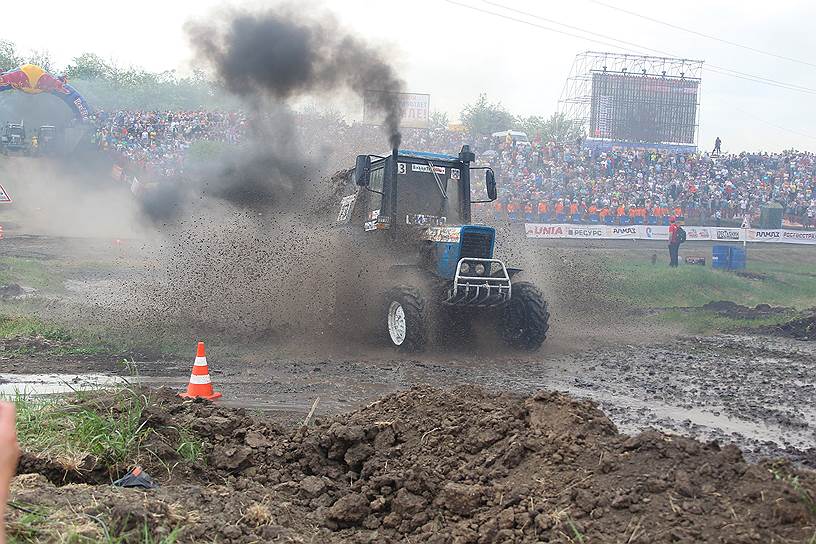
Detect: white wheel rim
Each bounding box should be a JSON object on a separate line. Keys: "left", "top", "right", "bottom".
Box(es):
{"left": 388, "top": 301, "right": 407, "bottom": 346}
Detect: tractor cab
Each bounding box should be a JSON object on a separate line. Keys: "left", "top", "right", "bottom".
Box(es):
{"left": 348, "top": 146, "right": 496, "bottom": 234}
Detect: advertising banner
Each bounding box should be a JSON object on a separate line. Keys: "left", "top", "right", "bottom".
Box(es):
{"left": 605, "top": 225, "right": 639, "bottom": 239}
{"left": 525, "top": 224, "right": 568, "bottom": 239}
{"left": 746, "top": 229, "right": 781, "bottom": 243}
{"left": 566, "top": 226, "right": 604, "bottom": 239}
{"left": 684, "top": 226, "right": 712, "bottom": 241}
{"left": 641, "top": 225, "right": 670, "bottom": 241}
{"left": 523, "top": 224, "right": 816, "bottom": 245}
{"left": 711, "top": 228, "right": 742, "bottom": 242}
{"left": 780, "top": 230, "right": 816, "bottom": 245}
{"left": 364, "top": 91, "right": 430, "bottom": 129}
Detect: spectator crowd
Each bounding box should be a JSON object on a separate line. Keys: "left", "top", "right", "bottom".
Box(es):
{"left": 90, "top": 109, "right": 816, "bottom": 228}
{"left": 403, "top": 129, "right": 816, "bottom": 228}
{"left": 92, "top": 110, "right": 246, "bottom": 179}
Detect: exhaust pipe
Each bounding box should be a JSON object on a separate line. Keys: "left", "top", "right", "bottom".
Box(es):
{"left": 391, "top": 147, "right": 399, "bottom": 238}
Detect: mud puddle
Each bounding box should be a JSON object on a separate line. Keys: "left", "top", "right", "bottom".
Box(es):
{"left": 554, "top": 383, "right": 814, "bottom": 452}
{"left": 0, "top": 373, "right": 128, "bottom": 396}
{"left": 0, "top": 373, "right": 191, "bottom": 396}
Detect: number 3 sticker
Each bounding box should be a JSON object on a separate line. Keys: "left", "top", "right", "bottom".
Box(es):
{"left": 397, "top": 163, "right": 407, "bottom": 175}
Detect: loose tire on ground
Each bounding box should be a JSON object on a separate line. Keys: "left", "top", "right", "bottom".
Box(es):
{"left": 384, "top": 286, "right": 428, "bottom": 352}
{"left": 501, "top": 281, "right": 550, "bottom": 351}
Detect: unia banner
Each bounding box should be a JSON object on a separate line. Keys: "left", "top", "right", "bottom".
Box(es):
{"left": 524, "top": 224, "right": 816, "bottom": 245}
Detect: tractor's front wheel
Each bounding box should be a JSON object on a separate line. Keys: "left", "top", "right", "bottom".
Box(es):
{"left": 500, "top": 282, "right": 550, "bottom": 351}
{"left": 384, "top": 287, "right": 428, "bottom": 352}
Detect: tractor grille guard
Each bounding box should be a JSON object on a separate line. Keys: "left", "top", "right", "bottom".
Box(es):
{"left": 445, "top": 258, "right": 511, "bottom": 307}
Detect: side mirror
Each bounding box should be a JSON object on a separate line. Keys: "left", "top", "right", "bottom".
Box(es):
{"left": 355, "top": 155, "right": 371, "bottom": 186}
{"left": 486, "top": 169, "right": 497, "bottom": 201}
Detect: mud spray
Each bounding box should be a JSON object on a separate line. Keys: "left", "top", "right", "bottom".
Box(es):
{"left": 107, "top": 7, "right": 408, "bottom": 345}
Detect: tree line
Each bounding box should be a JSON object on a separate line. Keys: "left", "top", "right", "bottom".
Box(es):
{"left": 1, "top": 41, "right": 582, "bottom": 142}
{"left": 0, "top": 40, "right": 238, "bottom": 111}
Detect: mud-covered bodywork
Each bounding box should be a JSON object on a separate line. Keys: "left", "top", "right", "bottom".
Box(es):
{"left": 334, "top": 146, "right": 549, "bottom": 350}
{"left": 335, "top": 148, "right": 509, "bottom": 307}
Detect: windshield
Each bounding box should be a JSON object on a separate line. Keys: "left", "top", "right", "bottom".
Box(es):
{"left": 397, "top": 163, "right": 463, "bottom": 225}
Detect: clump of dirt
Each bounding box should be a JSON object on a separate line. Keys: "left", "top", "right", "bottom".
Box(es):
{"left": 0, "top": 283, "right": 25, "bottom": 298}
{"left": 10, "top": 386, "right": 816, "bottom": 543}
{"left": 763, "top": 309, "right": 816, "bottom": 340}
{"left": 732, "top": 270, "right": 770, "bottom": 281}
{"left": 703, "top": 300, "right": 791, "bottom": 319}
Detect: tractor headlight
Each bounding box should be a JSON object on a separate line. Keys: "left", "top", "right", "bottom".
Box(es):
{"left": 475, "top": 263, "right": 486, "bottom": 276}
{"left": 460, "top": 262, "right": 470, "bottom": 275}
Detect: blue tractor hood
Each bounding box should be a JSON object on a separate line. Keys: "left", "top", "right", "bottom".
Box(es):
{"left": 420, "top": 225, "right": 496, "bottom": 279}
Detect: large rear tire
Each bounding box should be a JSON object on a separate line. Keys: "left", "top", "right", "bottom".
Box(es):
{"left": 501, "top": 282, "right": 550, "bottom": 351}
{"left": 384, "top": 286, "right": 428, "bottom": 352}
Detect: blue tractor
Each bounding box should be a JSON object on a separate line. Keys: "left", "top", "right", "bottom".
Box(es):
{"left": 334, "top": 146, "right": 549, "bottom": 351}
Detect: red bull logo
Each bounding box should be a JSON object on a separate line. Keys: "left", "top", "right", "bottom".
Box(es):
{"left": 0, "top": 64, "right": 69, "bottom": 95}
{"left": 0, "top": 68, "right": 31, "bottom": 91}
{"left": 35, "top": 72, "right": 70, "bottom": 94}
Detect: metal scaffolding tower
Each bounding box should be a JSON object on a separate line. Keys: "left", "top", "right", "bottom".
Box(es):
{"left": 558, "top": 51, "right": 704, "bottom": 147}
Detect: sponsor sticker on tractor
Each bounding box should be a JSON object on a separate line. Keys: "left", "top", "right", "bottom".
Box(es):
{"left": 337, "top": 194, "right": 356, "bottom": 223}
{"left": 411, "top": 164, "right": 446, "bottom": 175}
{"left": 422, "top": 226, "right": 461, "bottom": 243}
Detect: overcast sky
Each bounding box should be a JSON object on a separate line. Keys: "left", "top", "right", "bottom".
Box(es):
{"left": 3, "top": 0, "right": 816, "bottom": 152}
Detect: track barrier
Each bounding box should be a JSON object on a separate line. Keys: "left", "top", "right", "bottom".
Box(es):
{"left": 524, "top": 224, "right": 816, "bottom": 245}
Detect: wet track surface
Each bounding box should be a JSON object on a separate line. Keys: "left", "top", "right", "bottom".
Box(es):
{"left": 5, "top": 334, "right": 813, "bottom": 467}
{"left": 1, "top": 234, "right": 814, "bottom": 467}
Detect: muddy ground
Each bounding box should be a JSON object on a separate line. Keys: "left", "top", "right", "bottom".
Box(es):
{"left": 8, "top": 386, "right": 816, "bottom": 543}
{"left": 1, "top": 233, "right": 815, "bottom": 472}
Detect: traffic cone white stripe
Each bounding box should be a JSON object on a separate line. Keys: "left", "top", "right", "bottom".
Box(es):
{"left": 189, "top": 374, "right": 212, "bottom": 385}
{"left": 194, "top": 356, "right": 208, "bottom": 366}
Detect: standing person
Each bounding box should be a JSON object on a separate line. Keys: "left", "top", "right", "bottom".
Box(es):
{"left": 668, "top": 216, "right": 680, "bottom": 267}
{"left": 713, "top": 137, "right": 722, "bottom": 155}
{"left": 0, "top": 402, "right": 20, "bottom": 544}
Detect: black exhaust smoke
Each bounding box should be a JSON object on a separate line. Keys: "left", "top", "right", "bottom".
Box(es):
{"left": 187, "top": 8, "right": 404, "bottom": 149}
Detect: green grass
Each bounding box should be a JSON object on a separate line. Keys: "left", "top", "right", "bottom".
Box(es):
{"left": 175, "top": 429, "right": 204, "bottom": 464}
{"left": 8, "top": 386, "right": 205, "bottom": 472}
{"left": 6, "top": 387, "right": 198, "bottom": 544}
{"left": 0, "top": 313, "right": 113, "bottom": 356}
{"left": 8, "top": 507, "right": 183, "bottom": 544}
{"left": 0, "top": 311, "right": 190, "bottom": 358}
{"left": 608, "top": 256, "right": 816, "bottom": 310}
{"left": 0, "top": 257, "right": 63, "bottom": 292}
{"left": 0, "top": 315, "right": 73, "bottom": 342}
{"left": 10, "top": 388, "right": 154, "bottom": 468}
{"left": 770, "top": 466, "right": 816, "bottom": 517}
{"left": 565, "top": 516, "right": 586, "bottom": 544}
{"left": 657, "top": 310, "right": 794, "bottom": 334}
{"left": 6, "top": 505, "right": 49, "bottom": 544}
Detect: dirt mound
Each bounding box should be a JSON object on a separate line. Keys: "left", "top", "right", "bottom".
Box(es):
{"left": 0, "top": 283, "right": 24, "bottom": 298}
{"left": 760, "top": 309, "right": 816, "bottom": 340}
{"left": 702, "top": 300, "right": 791, "bottom": 319}
{"left": 10, "top": 386, "right": 816, "bottom": 543}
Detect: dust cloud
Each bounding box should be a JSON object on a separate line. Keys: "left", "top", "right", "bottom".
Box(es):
{"left": 104, "top": 5, "right": 410, "bottom": 341}
{"left": 0, "top": 156, "right": 146, "bottom": 239}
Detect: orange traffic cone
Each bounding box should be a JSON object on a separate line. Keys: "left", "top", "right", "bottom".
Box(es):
{"left": 179, "top": 342, "right": 222, "bottom": 400}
